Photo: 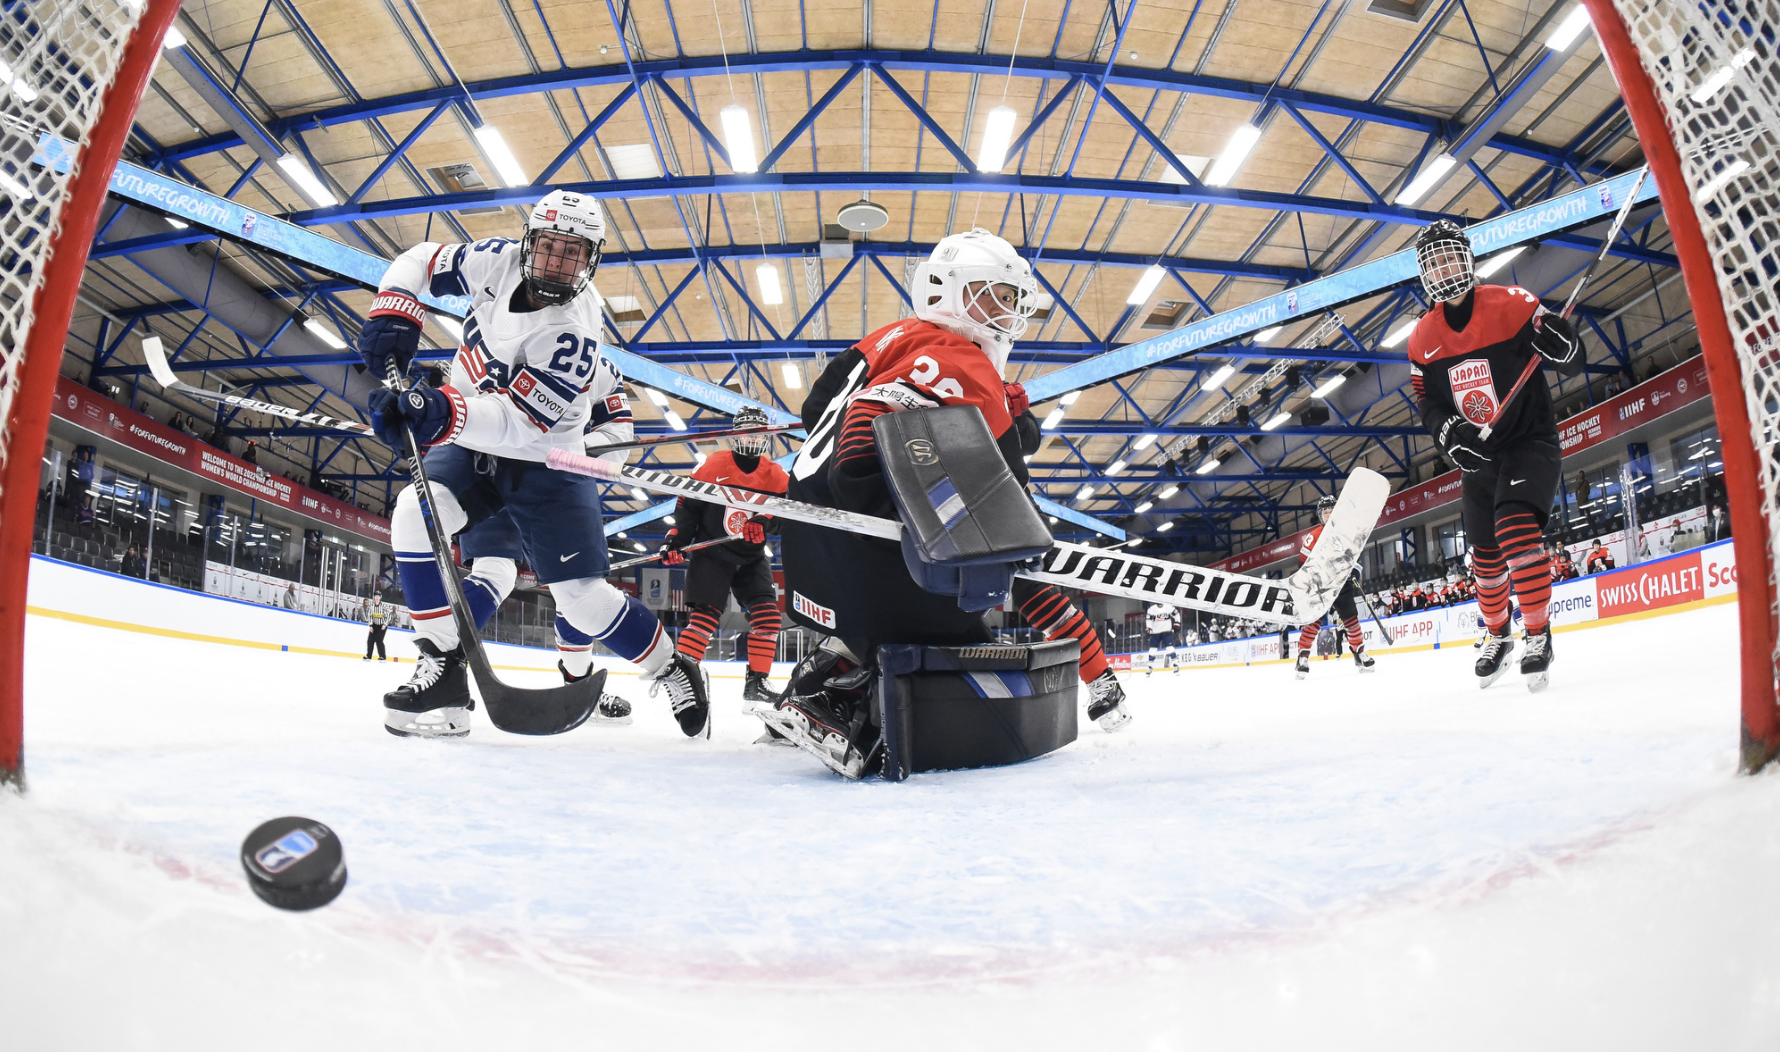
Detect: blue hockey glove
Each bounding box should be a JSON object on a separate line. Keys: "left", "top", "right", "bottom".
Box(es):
{"left": 368, "top": 384, "right": 465, "bottom": 449}
{"left": 358, "top": 288, "right": 427, "bottom": 378}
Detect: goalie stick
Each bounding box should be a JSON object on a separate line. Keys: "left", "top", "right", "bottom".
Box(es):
{"left": 382, "top": 362, "right": 605, "bottom": 736}
{"left": 139, "top": 336, "right": 795, "bottom": 456}
{"left": 545, "top": 448, "right": 1389, "bottom": 625}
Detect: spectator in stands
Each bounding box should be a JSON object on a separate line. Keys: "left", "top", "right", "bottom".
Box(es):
{"left": 242, "top": 441, "right": 259, "bottom": 466}
{"left": 1585, "top": 541, "right": 1616, "bottom": 574}
{"left": 282, "top": 582, "right": 297, "bottom": 610}
{"left": 364, "top": 596, "right": 390, "bottom": 661}
{"left": 1709, "top": 501, "right": 1729, "bottom": 542}
{"left": 121, "top": 545, "right": 143, "bottom": 579}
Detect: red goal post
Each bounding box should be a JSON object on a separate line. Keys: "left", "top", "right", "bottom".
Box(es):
{"left": 0, "top": 0, "right": 182, "bottom": 788}
{"left": 1581, "top": 0, "right": 1780, "bottom": 771}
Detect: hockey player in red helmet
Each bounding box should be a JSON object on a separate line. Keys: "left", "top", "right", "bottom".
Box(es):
{"left": 766, "top": 229, "right": 1130, "bottom": 774}
{"left": 1406, "top": 220, "right": 1582, "bottom": 692}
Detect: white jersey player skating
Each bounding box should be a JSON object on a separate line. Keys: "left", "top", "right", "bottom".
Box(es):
{"left": 359, "top": 189, "right": 710, "bottom": 738}
{"left": 1145, "top": 602, "right": 1179, "bottom": 675}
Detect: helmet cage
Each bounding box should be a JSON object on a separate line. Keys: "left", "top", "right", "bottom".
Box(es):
{"left": 1316, "top": 495, "right": 1338, "bottom": 523}
{"left": 912, "top": 229, "right": 1039, "bottom": 364}
{"left": 1416, "top": 235, "right": 1475, "bottom": 303}
{"left": 521, "top": 229, "right": 602, "bottom": 306}
{"left": 728, "top": 406, "right": 771, "bottom": 457}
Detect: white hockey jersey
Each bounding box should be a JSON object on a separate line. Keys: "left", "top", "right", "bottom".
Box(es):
{"left": 376, "top": 237, "right": 632, "bottom": 462}
{"left": 1146, "top": 603, "right": 1178, "bottom": 635}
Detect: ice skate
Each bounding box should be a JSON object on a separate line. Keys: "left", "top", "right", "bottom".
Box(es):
{"left": 1519, "top": 626, "right": 1553, "bottom": 693}
{"left": 557, "top": 660, "right": 633, "bottom": 724}
{"left": 649, "top": 651, "right": 712, "bottom": 738}
{"left": 742, "top": 668, "right": 777, "bottom": 705}
{"left": 1086, "top": 670, "right": 1132, "bottom": 732}
{"left": 1353, "top": 647, "right": 1376, "bottom": 673}
{"left": 1475, "top": 627, "right": 1517, "bottom": 689}
{"left": 1295, "top": 650, "right": 1310, "bottom": 680}
{"left": 769, "top": 691, "right": 872, "bottom": 779}
{"left": 383, "top": 638, "right": 471, "bottom": 738}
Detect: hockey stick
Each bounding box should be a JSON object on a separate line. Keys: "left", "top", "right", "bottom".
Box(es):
{"left": 143, "top": 336, "right": 797, "bottom": 456}
{"left": 1479, "top": 167, "right": 1649, "bottom": 441}
{"left": 384, "top": 363, "right": 603, "bottom": 736}
{"left": 1357, "top": 591, "right": 1394, "bottom": 646}
{"left": 546, "top": 448, "right": 1389, "bottom": 625}
{"left": 606, "top": 536, "right": 734, "bottom": 572}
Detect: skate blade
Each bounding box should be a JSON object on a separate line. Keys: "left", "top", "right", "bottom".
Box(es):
{"left": 590, "top": 711, "right": 634, "bottom": 726}
{"left": 1295, "top": 670, "right": 1308, "bottom": 681}
{"left": 1476, "top": 667, "right": 1512, "bottom": 690}
{"left": 776, "top": 707, "right": 865, "bottom": 779}
{"left": 1524, "top": 671, "right": 1550, "bottom": 693}
{"left": 1358, "top": 665, "right": 1376, "bottom": 674}
{"left": 1093, "top": 706, "right": 1133, "bottom": 733}
{"left": 383, "top": 722, "right": 470, "bottom": 739}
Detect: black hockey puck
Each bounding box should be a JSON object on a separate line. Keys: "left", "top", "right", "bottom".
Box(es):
{"left": 240, "top": 817, "right": 347, "bottom": 911}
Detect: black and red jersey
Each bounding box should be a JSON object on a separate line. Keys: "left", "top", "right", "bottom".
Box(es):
{"left": 672, "top": 448, "right": 788, "bottom": 561}
{"left": 1408, "top": 284, "right": 1567, "bottom": 451}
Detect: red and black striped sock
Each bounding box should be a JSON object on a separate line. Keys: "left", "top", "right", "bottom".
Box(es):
{"left": 1343, "top": 616, "right": 1363, "bottom": 650}
{"left": 677, "top": 603, "right": 721, "bottom": 662}
{"left": 1297, "top": 623, "right": 1319, "bottom": 653}
{"left": 1473, "top": 544, "right": 1511, "bottom": 630}
{"left": 1016, "top": 584, "right": 1110, "bottom": 682}
{"left": 745, "top": 600, "right": 782, "bottom": 675}
{"left": 1497, "top": 509, "right": 1553, "bottom": 632}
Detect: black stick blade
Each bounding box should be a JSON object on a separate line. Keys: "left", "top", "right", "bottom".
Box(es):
{"left": 468, "top": 657, "right": 605, "bottom": 736}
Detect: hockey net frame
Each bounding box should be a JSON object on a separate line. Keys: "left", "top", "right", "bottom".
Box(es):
{"left": 1581, "top": 0, "right": 1780, "bottom": 771}
{"left": 0, "top": 0, "right": 181, "bottom": 788}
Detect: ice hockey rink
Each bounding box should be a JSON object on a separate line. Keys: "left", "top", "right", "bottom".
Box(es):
{"left": 3, "top": 563, "right": 1777, "bottom": 1051}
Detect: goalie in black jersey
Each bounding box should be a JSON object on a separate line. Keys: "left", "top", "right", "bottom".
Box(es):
{"left": 1406, "top": 220, "right": 1582, "bottom": 692}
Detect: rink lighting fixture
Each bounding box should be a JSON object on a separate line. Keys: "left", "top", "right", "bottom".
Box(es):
{"left": 1060, "top": 390, "right": 1082, "bottom": 406}
{"left": 432, "top": 314, "right": 464, "bottom": 342}
{"left": 165, "top": 217, "right": 188, "bottom": 229}
{"left": 756, "top": 262, "right": 783, "bottom": 305}
{"left": 1159, "top": 484, "right": 1179, "bottom": 498}
{"left": 0, "top": 58, "right": 40, "bottom": 103}
{"left": 1694, "top": 159, "right": 1751, "bottom": 203}
{"left": 1691, "top": 48, "right": 1756, "bottom": 104}
{"left": 1253, "top": 326, "right": 1282, "bottom": 344}
{"left": 1195, "top": 458, "right": 1220, "bottom": 474}
{"left": 1475, "top": 246, "right": 1526, "bottom": 279}
{"left": 1127, "top": 265, "right": 1166, "bottom": 306}
{"left": 1379, "top": 319, "right": 1418, "bottom": 348}
{"left": 0, "top": 170, "right": 33, "bottom": 201}
{"left": 1133, "top": 434, "right": 1157, "bottom": 451}
{"left": 1205, "top": 363, "right": 1236, "bottom": 387}
{"left": 976, "top": 105, "right": 1017, "bottom": 173}
{"left": 664, "top": 515, "right": 675, "bottom": 525}
{"left": 1206, "top": 123, "right": 1261, "bottom": 187}
{"left": 303, "top": 318, "right": 348, "bottom": 350}
{"left": 1157, "top": 521, "right": 1174, "bottom": 532}
{"left": 720, "top": 105, "right": 759, "bottom": 173}
{"left": 1107, "top": 460, "right": 1128, "bottom": 476}
{"left": 471, "top": 124, "right": 528, "bottom": 187}
{"left": 643, "top": 388, "right": 670, "bottom": 407}
{"left": 633, "top": 542, "right": 647, "bottom": 552}
{"left": 1047, "top": 515, "right": 1058, "bottom": 524}
{"left": 1312, "top": 374, "right": 1346, "bottom": 399}
{"left": 162, "top": 24, "right": 187, "bottom": 49}
{"left": 631, "top": 487, "right": 648, "bottom": 500}
{"left": 1261, "top": 411, "right": 1291, "bottom": 432}
{"left": 1077, "top": 485, "right": 1096, "bottom": 501}
{"left": 1135, "top": 500, "right": 1154, "bottom": 513}
{"left": 1042, "top": 408, "right": 1067, "bottom": 430}
{"left": 1544, "top": 6, "right": 1592, "bottom": 50}
{"left": 1396, "top": 154, "right": 1456, "bottom": 206}
{"left": 781, "top": 362, "right": 802, "bottom": 390}
{"left": 663, "top": 409, "right": 688, "bottom": 431}
{"left": 275, "top": 155, "right": 338, "bottom": 207}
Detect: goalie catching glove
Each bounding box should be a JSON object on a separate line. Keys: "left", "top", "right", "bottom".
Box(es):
{"left": 1434, "top": 414, "right": 1491, "bottom": 473}
{"left": 368, "top": 383, "right": 465, "bottom": 449}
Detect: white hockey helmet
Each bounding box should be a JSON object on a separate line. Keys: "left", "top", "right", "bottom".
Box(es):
{"left": 521, "top": 189, "right": 607, "bottom": 305}
{"left": 911, "top": 228, "right": 1039, "bottom": 370}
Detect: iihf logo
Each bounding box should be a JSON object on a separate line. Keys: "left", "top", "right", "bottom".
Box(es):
{"left": 1598, "top": 186, "right": 1613, "bottom": 208}
{"left": 1286, "top": 291, "right": 1298, "bottom": 313}
{"left": 241, "top": 213, "right": 256, "bottom": 236}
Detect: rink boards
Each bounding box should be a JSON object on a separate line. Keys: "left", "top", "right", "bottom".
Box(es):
{"left": 1111, "top": 538, "right": 1741, "bottom": 670}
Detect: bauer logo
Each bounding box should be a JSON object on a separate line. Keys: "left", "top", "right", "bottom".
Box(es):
{"left": 905, "top": 438, "right": 938, "bottom": 465}
{"left": 254, "top": 829, "right": 319, "bottom": 874}
{"left": 793, "top": 591, "right": 836, "bottom": 629}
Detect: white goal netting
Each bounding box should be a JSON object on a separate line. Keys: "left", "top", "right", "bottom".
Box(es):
{"left": 0, "top": 0, "right": 147, "bottom": 516}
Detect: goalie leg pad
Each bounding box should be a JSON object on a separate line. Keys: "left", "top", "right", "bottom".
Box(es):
{"left": 878, "top": 638, "right": 1080, "bottom": 782}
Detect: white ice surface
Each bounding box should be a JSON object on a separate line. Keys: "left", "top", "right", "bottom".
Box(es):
{"left": 4, "top": 600, "right": 1779, "bottom": 1050}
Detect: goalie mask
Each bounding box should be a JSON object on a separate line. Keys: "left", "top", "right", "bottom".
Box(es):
{"left": 728, "top": 405, "right": 771, "bottom": 458}
{"left": 912, "top": 228, "right": 1039, "bottom": 372}
{"left": 521, "top": 190, "right": 606, "bottom": 306}
{"left": 1414, "top": 219, "right": 1475, "bottom": 304}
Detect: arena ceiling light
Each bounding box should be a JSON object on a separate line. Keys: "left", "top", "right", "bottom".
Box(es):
{"left": 1042, "top": 407, "right": 1067, "bottom": 430}
{"left": 1694, "top": 159, "right": 1751, "bottom": 203}
{"left": 1205, "top": 123, "right": 1261, "bottom": 187}
{"left": 0, "top": 170, "right": 34, "bottom": 202}
{"left": 0, "top": 58, "right": 40, "bottom": 103}
{"left": 1253, "top": 326, "right": 1282, "bottom": 344}
{"left": 720, "top": 105, "right": 759, "bottom": 173}
{"left": 1060, "top": 390, "right": 1082, "bottom": 406}
{"left": 1544, "top": 6, "right": 1593, "bottom": 50}
{"left": 1157, "top": 521, "right": 1175, "bottom": 532}
{"left": 1204, "top": 363, "right": 1236, "bottom": 387}
{"left": 472, "top": 124, "right": 527, "bottom": 187}
{"left": 1379, "top": 319, "right": 1418, "bottom": 348}
{"left": 976, "top": 105, "right": 1017, "bottom": 173}
{"left": 1126, "top": 265, "right": 1166, "bottom": 306}
{"left": 1076, "top": 484, "right": 1096, "bottom": 501}
{"left": 755, "top": 262, "right": 783, "bottom": 305}
{"left": 1395, "top": 153, "right": 1456, "bottom": 205}
{"left": 1195, "top": 458, "right": 1221, "bottom": 474}
{"left": 275, "top": 154, "right": 338, "bottom": 207}
{"left": 1691, "top": 47, "right": 1756, "bottom": 104}
{"left": 1260, "top": 411, "right": 1292, "bottom": 431}
{"left": 431, "top": 314, "right": 464, "bottom": 342}
{"left": 162, "top": 24, "right": 187, "bottom": 48}
{"left": 1132, "top": 434, "right": 1157, "bottom": 450}
{"left": 1158, "top": 484, "right": 1180, "bottom": 498}
{"left": 1107, "top": 460, "right": 1128, "bottom": 476}
{"left": 1135, "top": 500, "right": 1154, "bottom": 513}
{"left": 780, "top": 362, "right": 802, "bottom": 390}
{"left": 1312, "top": 373, "right": 1347, "bottom": 399}
{"left": 302, "top": 317, "right": 348, "bottom": 350}
{"left": 1475, "top": 246, "right": 1526, "bottom": 278}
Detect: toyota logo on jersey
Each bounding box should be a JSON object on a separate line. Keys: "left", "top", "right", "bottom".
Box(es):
{"left": 1448, "top": 359, "right": 1499, "bottom": 426}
